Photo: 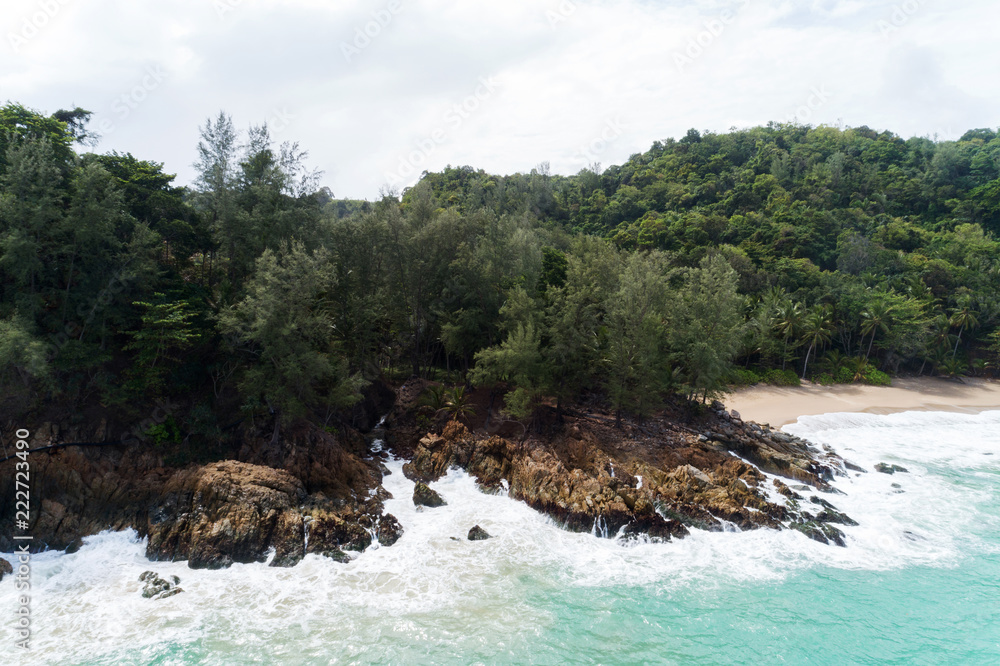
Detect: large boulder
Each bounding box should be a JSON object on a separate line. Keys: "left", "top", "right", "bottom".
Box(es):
{"left": 413, "top": 482, "right": 446, "bottom": 507}
{"left": 146, "top": 461, "right": 307, "bottom": 569}
{"left": 468, "top": 525, "right": 492, "bottom": 541}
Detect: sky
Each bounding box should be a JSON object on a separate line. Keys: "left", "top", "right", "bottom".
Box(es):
{"left": 2, "top": 0, "right": 998, "bottom": 200}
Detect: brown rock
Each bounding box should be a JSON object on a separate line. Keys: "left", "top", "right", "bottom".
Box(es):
{"left": 146, "top": 461, "right": 307, "bottom": 569}
{"left": 413, "top": 482, "right": 446, "bottom": 507}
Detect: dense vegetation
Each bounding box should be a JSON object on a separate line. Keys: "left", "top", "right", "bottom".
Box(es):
{"left": 2, "top": 102, "right": 999, "bottom": 442}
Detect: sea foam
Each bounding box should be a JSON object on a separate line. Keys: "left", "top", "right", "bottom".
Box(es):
{"left": 2, "top": 410, "right": 997, "bottom": 664}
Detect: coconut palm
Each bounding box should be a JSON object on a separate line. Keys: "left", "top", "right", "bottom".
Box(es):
{"left": 860, "top": 299, "right": 893, "bottom": 361}
{"left": 846, "top": 356, "right": 869, "bottom": 383}
{"left": 936, "top": 356, "right": 968, "bottom": 380}
{"left": 774, "top": 301, "right": 803, "bottom": 371}
{"left": 818, "top": 349, "right": 850, "bottom": 376}
{"left": 800, "top": 305, "right": 835, "bottom": 380}
{"left": 949, "top": 302, "right": 979, "bottom": 358}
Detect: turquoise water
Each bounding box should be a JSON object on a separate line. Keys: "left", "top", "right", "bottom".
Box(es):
{"left": 3, "top": 411, "right": 999, "bottom": 665}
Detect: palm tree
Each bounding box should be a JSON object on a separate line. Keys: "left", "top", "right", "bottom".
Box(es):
{"left": 860, "top": 299, "right": 892, "bottom": 361}
{"left": 444, "top": 385, "right": 476, "bottom": 422}
{"left": 918, "top": 314, "right": 955, "bottom": 375}
{"left": 818, "top": 349, "right": 850, "bottom": 376}
{"left": 800, "top": 305, "right": 835, "bottom": 380}
{"left": 774, "top": 301, "right": 803, "bottom": 371}
{"left": 847, "top": 356, "right": 869, "bottom": 383}
{"left": 949, "top": 302, "right": 979, "bottom": 358}
{"left": 936, "top": 356, "right": 968, "bottom": 381}
{"left": 418, "top": 384, "right": 448, "bottom": 411}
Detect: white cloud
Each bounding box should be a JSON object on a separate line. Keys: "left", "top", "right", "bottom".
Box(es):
{"left": 1, "top": 0, "right": 997, "bottom": 199}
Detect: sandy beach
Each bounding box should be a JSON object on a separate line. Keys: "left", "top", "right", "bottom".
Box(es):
{"left": 725, "top": 377, "right": 1000, "bottom": 427}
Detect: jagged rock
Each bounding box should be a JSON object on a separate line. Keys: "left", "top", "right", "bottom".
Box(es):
{"left": 772, "top": 478, "right": 802, "bottom": 500}
{"left": 0, "top": 418, "right": 396, "bottom": 564}
{"left": 0, "top": 558, "right": 12, "bottom": 581}
{"left": 139, "top": 571, "right": 183, "bottom": 600}
{"left": 413, "top": 482, "right": 446, "bottom": 507}
{"left": 146, "top": 461, "right": 308, "bottom": 569}
{"left": 790, "top": 521, "right": 847, "bottom": 547}
{"left": 875, "top": 463, "right": 909, "bottom": 475}
{"left": 64, "top": 537, "right": 84, "bottom": 554}
{"left": 810, "top": 496, "right": 859, "bottom": 526}
{"left": 401, "top": 411, "right": 837, "bottom": 543}
{"left": 468, "top": 525, "right": 492, "bottom": 541}
{"left": 844, "top": 460, "right": 867, "bottom": 473}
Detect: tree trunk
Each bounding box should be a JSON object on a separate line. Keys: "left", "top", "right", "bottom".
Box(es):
{"left": 953, "top": 323, "right": 965, "bottom": 358}
{"left": 802, "top": 343, "right": 815, "bottom": 380}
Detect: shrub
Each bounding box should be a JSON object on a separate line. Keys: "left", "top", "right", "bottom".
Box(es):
{"left": 730, "top": 368, "right": 762, "bottom": 386}
{"left": 834, "top": 366, "right": 854, "bottom": 384}
{"left": 762, "top": 368, "right": 800, "bottom": 386}
{"left": 814, "top": 372, "right": 836, "bottom": 385}
{"left": 862, "top": 367, "right": 892, "bottom": 386}
{"left": 145, "top": 416, "right": 182, "bottom": 446}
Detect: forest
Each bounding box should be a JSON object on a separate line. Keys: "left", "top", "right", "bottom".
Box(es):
{"left": 1, "top": 102, "right": 999, "bottom": 444}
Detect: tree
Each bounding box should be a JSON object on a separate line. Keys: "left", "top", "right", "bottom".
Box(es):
{"left": 799, "top": 305, "right": 835, "bottom": 380}
{"left": 860, "top": 296, "right": 893, "bottom": 360}
{"left": 124, "top": 294, "right": 199, "bottom": 394}
{"left": 774, "top": 301, "right": 803, "bottom": 370}
{"left": 0, "top": 315, "right": 49, "bottom": 387}
{"left": 0, "top": 137, "right": 64, "bottom": 314}
{"left": 669, "top": 254, "right": 744, "bottom": 402}
{"left": 949, "top": 299, "right": 980, "bottom": 358}
{"left": 220, "top": 243, "right": 364, "bottom": 424}
{"left": 603, "top": 251, "right": 670, "bottom": 423}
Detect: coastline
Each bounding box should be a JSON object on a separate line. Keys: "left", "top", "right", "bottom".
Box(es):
{"left": 725, "top": 377, "right": 1000, "bottom": 428}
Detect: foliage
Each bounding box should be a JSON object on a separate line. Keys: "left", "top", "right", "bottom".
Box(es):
{"left": 3, "top": 101, "right": 1000, "bottom": 441}
{"left": 762, "top": 369, "right": 801, "bottom": 386}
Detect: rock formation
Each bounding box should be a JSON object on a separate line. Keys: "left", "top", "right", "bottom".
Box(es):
{"left": 139, "top": 571, "right": 183, "bottom": 600}
{"left": 400, "top": 402, "right": 855, "bottom": 545}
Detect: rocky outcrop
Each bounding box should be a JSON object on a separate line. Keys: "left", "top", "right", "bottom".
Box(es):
{"left": 402, "top": 406, "right": 853, "bottom": 545}
{"left": 0, "top": 418, "right": 403, "bottom": 566}
{"left": 146, "top": 461, "right": 308, "bottom": 569}
{"left": 0, "top": 558, "right": 12, "bottom": 581}
{"left": 413, "top": 482, "right": 446, "bottom": 507}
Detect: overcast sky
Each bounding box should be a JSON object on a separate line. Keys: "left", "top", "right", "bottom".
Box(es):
{"left": 2, "top": 0, "right": 998, "bottom": 199}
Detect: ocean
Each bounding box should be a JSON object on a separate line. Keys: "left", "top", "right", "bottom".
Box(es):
{"left": 3, "top": 410, "right": 999, "bottom": 665}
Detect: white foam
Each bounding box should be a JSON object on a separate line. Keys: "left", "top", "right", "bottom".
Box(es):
{"left": 2, "top": 410, "right": 997, "bottom": 662}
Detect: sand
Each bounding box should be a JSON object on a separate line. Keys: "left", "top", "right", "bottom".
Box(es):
{"left": 725, "top": 377, "right": 1000, "bottom": 427}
